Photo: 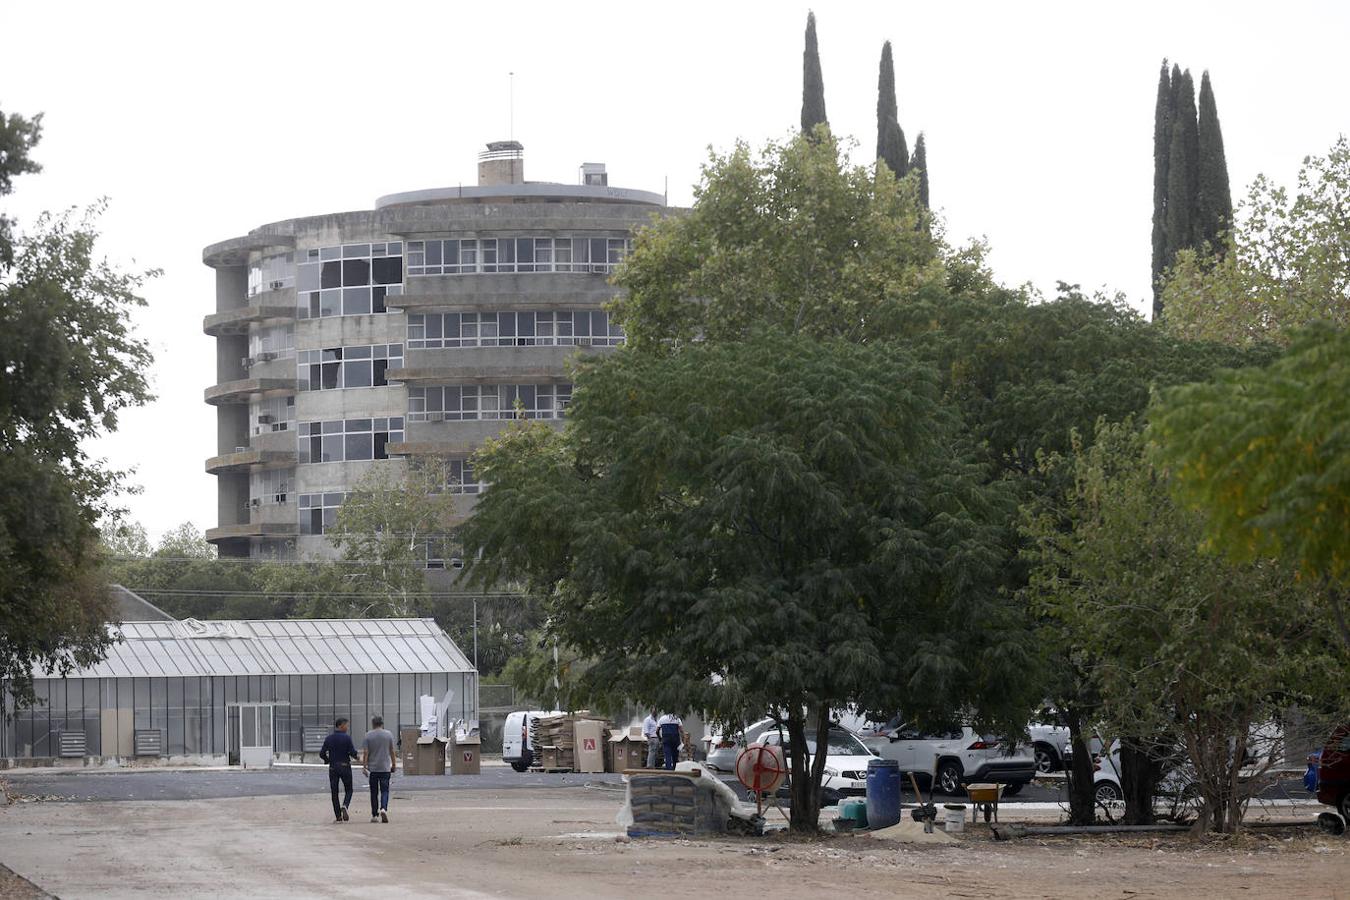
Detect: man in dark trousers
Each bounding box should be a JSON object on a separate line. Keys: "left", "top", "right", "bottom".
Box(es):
{"left": 361, "top": 715, "right": 397, "bottom": 823}
{"left": 319, "top": 717, "right": 359, "bottom": 822}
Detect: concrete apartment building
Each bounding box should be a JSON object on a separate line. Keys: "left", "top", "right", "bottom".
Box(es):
{"left": 202, "top": 142, "right": 667, "bottom": 560}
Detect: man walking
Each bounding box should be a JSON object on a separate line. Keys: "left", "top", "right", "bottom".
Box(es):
{"left": 361, "top": 715, "right": 397, "bottom": 823}
{"left": 657, "top": 712, "right": 685, "bottom": 770}
{"left": 643, "top": 711, "right": 660, "bottom": 768}
{"left": 319, "top": 717, "right": 359, "bottom": 822}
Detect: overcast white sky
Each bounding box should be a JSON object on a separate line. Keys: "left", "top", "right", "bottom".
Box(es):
{"left": 2, "top": 0, "right": 1347, "bottom": 543}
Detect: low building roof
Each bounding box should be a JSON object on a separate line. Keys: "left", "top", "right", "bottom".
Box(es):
{"left": 42, "top": 618, "right": 474, "bottom": 679}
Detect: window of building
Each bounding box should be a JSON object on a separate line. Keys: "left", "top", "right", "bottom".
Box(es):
{"left": 248, "top": 469, "right": 292, "bottom": 507}
{"left": 297, "top": 418, "right": 404, "bottom": 463}
{"left": 406, "top": 311, "right": 623, "bottom": 349}
{"left": 248, "top": 324, "right": 296, "bottom": 362}
{"left": 248, "top": 253, "right": 295, "bottom": 297}
{"left": 296, "top": 243, "right": 403, "bottom": 319}
{"left": 405, "top": 237, "right": 630, "bottom": 276}
{"left": 407, "top": 383, "right": 571, "bottom": 422}
{"left": 249, "top": 396, "right": 296, "bottom": 435}
{"left": 298, "top": 492, "right": 349, "bottom": 535}
{"left": 440, "top": 458, "right": 483, "bottom": 494}
{"left": 297, "top": 344, "right": 403, "bottom": 391}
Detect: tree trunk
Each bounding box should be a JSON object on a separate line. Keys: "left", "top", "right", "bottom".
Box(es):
{"left": 1120, "top": 739, "right": 1162, "bottom": 825}
{"left": 785, "top": 710, "right": 822, "bottom": 832}
{"left": 1063, "top": 711, "right": 1097, "bottom": 825}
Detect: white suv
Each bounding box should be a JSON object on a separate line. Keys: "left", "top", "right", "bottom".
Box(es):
{"left": 866, "top": 724, "right": 1037, "bottom": 795}
{"left": 758, "top": 728, "right": 880, "bottom": 804}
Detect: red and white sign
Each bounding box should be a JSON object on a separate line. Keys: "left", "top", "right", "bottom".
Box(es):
{"left": 583, "top": 738, "right": 596, "bottom": 751}
{"left": 462, "top": 751, "right": 473, "bottom": 762}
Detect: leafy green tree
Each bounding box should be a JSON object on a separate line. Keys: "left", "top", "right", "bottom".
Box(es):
{"left": 801, "top": 11, "right": 828, "bottom": 134}
{"left": 1, "top": 108, "right": 155, "bottom": 709}
{"left": 909, "top": 132, "right": 929, "bottom": 210}
{"left": 1195, "top": 71, "right": 1232, "bottom": 252}
{"left": 1164, "top": 69, "right": 1199, "bottom": 266}
{"left": 501, "top": 629, "right": 599, "bottom": 713}
{"left": 1151, "top": 59, "right": 1174, "bottom": 316}
{"left": 1023, "top": 421, "right": 1340, "bottom": 832}
{"left": 612, "top": 132, "right": 938, "bottom": 351}
{"left": 463, "top": 332, "right": 1034, "bottom": 831}
{"left": 1152, "top": 322, "right": 1350, "bottom": 649}
{"left": 322, "top": 464, "right": 458, "bottom": 617}
{"left": 1161, "top": 138, "right": 1350, "bottom": 345}
{"left": 876, "top": 41, "right": 908, "bottom": 177}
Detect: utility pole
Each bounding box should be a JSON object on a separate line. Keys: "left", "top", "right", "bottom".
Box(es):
{"left": 472, "top": 597, "right": 479, "bottom": 673}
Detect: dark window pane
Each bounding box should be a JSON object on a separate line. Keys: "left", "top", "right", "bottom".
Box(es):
{"left": 426, "top": 241, "right": 442, "bottom": 266}
{"left": 344, "top": 360, "right": 372, "bottom": 388}
{"left": 321, "top": 261, "right": 342, "bottom": 289}
{"left": 372, "top": 257, "right": 402, "bottom": 285}
{"left": 426, "top": 315, "right": 443, "bottom": 339}
{"left": 321, "top": 363, "right": 340, "bottom": 390}
{"left": 342, "top": 259, "right": 371, "bottom": 287}
{"left": 343, "top": 287, "right": 371, "bottom": 315}
{"left": 519, "top": 311, "right": 535, "bottom": 337}
{"left": 373, "top": 359, "right": 389, "bottom": 386}
{"left": 374, "top": 433, "right": 389, "bottom": 459}
{"left": 372, "top": 286, "right": 387, "bottom": 314}
{"left": 345, "top": 433, "right": 373, "bottom": 461}
{"left": 345, "top": 419, "right": 372, "bottom": 431}
{"left": 319, "top": 290, "right": 340, "bottom": 317}
{"left": 321, "top": 435, "right": 343, "bottom": 462}
{"left": 345, "top": 346, "right": 371, "bottom": 359}
{"left": 343, "top": 244, "right": 371, "bottom": 258}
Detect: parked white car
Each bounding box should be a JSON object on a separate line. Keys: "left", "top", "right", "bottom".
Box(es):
{"left": 502, "top": 709, "right": 564, "bottom": 772}
{"left": 866, "top": 724, "right": 1037, "bottom": 795}
{"left": 1027, "top": 722, "right": 1072, "bottom": 773}
{"left": 1089, "top": 740, "right": 1199, "bottom": 812}
{"left": 758, "top": 728, "right": 880, "bottom": 804}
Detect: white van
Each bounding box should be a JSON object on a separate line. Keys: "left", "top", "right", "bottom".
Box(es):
{"left": 502, "top": 710, "right": 564, "bottom": 772}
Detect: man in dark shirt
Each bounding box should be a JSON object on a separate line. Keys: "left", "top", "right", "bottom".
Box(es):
{"left": 319, "top": 717, "right": 359, "bottom": 822}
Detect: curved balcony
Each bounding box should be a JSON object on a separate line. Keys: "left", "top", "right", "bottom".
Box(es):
{"left": 204, "top": 377, "right": 295, "bottom": 406}
{"left": 203, "top": 232, "right": 296, "bottom": 268}
{"left": 205, "top": 521, "right": 298, "bottom": 543}
{"left": 203, "top": 289, "right": 296, "bottom": 336}
{"left": 204, "top": 448, "right": 298, "bottom": 475}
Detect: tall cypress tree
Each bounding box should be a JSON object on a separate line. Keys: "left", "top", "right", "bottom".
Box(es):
{"left": 1150, "top": 60, "right": 1173, "bottom": 317}
{"left": 1164, "top": 69, "right": 1199, "bottom": 269}
{"left": 909, "top": 133, "right": 929, "bottom": 209}
{"left": 876, "top": 41, "right": 908, "bottom": 176}
{"left": 802, "top": 12, "right": 828, "bottom": 134}
{"left": 1195, "top": 71, "right": 1232, "bottom": 252}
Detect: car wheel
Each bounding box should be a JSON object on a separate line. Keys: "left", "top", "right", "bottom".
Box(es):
{"left": 936, "top": 761, "right": 965, "bottom": 795}
{"left": 1340, "top": 791, "right": 1350, "bottom": 821}
{"left": 821, "top": 788, "right": 844, "bottom": 806}
{"left": 1095, "top": 781, "right": 1122, "bottom": 803}
{"left": 1033, "top": 743, "right": 1059, "bottom": 774}
{"left": 510, "top": 759, "right": 530, "bottom": 773}
{"left": 1002, "top": 781, "right": 1025, "bottom": 797}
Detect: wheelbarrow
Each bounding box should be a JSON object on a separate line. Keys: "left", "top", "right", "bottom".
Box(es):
{"left": 965, "top": 782, "right": 1003, "bottom": 824}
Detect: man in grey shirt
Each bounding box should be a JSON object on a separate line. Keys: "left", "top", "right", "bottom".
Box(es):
{"left": 361, "top": 715, "right": 397, "bottom": 823}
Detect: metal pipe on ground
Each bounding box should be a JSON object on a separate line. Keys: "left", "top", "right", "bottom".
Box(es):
{"left": 992, "top": 820, "right": 1319, "bottom": 841}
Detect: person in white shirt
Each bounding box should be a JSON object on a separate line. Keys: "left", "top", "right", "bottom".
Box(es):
{"left": 656, "top": 712, "right": 685, "bottom": 770}
{"left": 642, "top": 712, "right": 660, "bottom": 768}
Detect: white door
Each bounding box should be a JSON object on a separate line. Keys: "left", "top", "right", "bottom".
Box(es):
{"left": 240, "top": 705, "right": 274, "bottom": 769}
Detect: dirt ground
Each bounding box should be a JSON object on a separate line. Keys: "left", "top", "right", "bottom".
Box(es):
{"left": 0, "top": 786, "right": 1345, "bottom": 899}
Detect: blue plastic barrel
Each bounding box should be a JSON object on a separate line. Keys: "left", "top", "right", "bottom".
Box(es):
{"left": 865, "top": 758, "right": 901, "bottom": 828}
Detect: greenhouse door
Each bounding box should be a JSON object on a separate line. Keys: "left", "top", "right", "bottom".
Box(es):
{"left": 238, "top": 704, "right": 274, "bottom": 769}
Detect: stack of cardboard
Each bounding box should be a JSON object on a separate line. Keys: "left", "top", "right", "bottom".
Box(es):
{"left": 530, "top": 713, "right": 612, "bottom": 772}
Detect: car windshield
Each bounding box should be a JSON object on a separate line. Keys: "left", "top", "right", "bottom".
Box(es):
{"left": 771, "top": 730, "right": 872, "bottom": 757}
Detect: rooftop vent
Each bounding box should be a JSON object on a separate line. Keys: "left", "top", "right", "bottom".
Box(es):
{"left": 478, "top": 140, "right": 525, "bottom": 186}
{"left": 580, "top": 162, "right": 608, "bottom": 187}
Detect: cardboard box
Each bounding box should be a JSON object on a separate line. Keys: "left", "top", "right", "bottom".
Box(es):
{"left": 574, "top": 719, "right": 605, "bottom": 774}
{"left": 413, "top": 736, "right": 446, "bottom": 776}
{"left": 451, "top": 735, "right": 481, "bottom": 775}
{"left": 609, "top": 733, "right": 647, "bottom": 772}
{"left": 399, "top": 728, "right": 421, "bottom": 774}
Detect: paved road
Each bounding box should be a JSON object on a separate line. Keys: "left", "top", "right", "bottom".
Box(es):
{"left": 2, "top": 766, "right": 1312, "bottom": 807}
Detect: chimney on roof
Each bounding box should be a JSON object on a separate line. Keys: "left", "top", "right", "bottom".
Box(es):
{"left": 580, "top": 162, "right": 608, "bottom": 186}
{"left": 478, "top": 140, "right": 524, "bottom": 186}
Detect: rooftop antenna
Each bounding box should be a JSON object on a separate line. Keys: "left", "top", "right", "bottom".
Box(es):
{"left": 509, "top": 71, "right": 515, "bottom": 142}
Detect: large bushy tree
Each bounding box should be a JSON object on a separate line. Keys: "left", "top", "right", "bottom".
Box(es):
{"left": 1, "top": 108, "right": 155, "bottom": 708}
{"left": 462, "top": 333, "right": 1034, "bottom": 830}
{"left": 1152, "top": 322, "right": 1350, "bottom": 650}
{"left": 1024, "top": 421, "right": 1341, "bottom": 832}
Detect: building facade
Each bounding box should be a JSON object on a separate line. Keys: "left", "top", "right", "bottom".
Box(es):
{"left": 202, "top": 142, "right": 667, "bottom": 559}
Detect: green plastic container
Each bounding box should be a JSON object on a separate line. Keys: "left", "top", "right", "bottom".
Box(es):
{"left": 840, "top": 798, "right": 868, "bottom": 827}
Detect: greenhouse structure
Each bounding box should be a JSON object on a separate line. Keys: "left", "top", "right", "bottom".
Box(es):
{"left": 0, "top": 617, "right": 477, "bottom": 767}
